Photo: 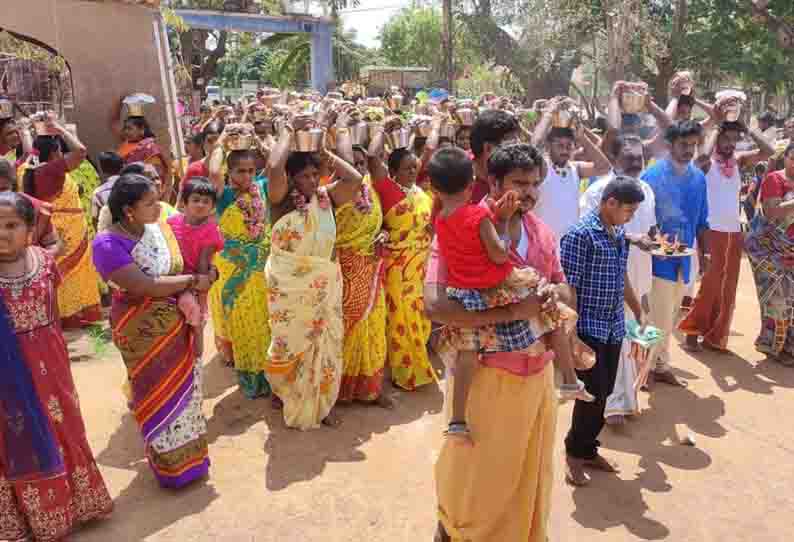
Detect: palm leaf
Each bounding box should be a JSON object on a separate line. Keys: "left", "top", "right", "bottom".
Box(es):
{"left": 276, "top": 41, "right": 311, "bottom": 82}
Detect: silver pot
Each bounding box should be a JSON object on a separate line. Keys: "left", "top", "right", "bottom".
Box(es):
{"left": 387, "top": 128, "right": 411, "bottom": 149}
{"left": 387, "top": 95, "right": 404, "bottom": 110}
{"left": 293, "top": 129, "right": 324, "bottom": 152}
{"left": 621, "top": 91, "right": 646, "bottom": 114}
{"left": 413, "top": 116, "right": 433, "bottom": 137}
{"left": 723, "top": 101, "right": 742, "bottom": 122}
{"left": 0, "top": 99, "right": 12, "bottom": 120}
{"left": 551, "top": 109, "right": 577, "bottom": 129}
{"left": 350, "top": 122, "right": 369, "bottom": 146}
{"left": 227, "top": 134, "right": 254, "bottom": 151}
{"left": 440, "top": 123, "right": 457, "bottom": 139}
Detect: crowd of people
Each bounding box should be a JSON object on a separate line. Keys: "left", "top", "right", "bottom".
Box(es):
{"left": 0, "top": 72, "right": 791, "bottom": 541}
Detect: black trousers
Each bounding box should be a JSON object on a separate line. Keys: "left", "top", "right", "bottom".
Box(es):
{"left": 565, "top": 334, "right": 621, "bottom": 459}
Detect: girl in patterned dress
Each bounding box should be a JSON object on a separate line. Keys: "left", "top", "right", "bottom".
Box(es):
{"left": 0, "top": 192, "right": 112, "bottom": 541}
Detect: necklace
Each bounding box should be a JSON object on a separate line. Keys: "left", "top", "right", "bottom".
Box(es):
{"left": 119, "top": 222, "right": 144, "bottom": 240}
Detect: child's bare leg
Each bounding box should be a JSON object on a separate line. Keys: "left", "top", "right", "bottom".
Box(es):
{"left": 548, "top": 329, "right": 578, "bottom": 387}
{"left": 548, "top": 329, "right": 595, "bottom": 402}
{"left": 448, "top": 350, "right": 478, "bottom": 445}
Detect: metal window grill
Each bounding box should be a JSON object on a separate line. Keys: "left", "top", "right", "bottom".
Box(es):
{"left": 0, "top": 55, "right": 73, "bottom": 115}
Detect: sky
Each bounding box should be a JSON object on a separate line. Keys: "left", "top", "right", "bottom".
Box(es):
{"left": 338, "top": 0, "right": 412, "bottom": 49}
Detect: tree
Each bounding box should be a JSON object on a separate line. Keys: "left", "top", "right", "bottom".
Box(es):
{"left": 456, "top": 0, "right": 600, "bottom": 101}
{"left": 258, "top": 23, "right": 375, "bottom": 88}
{"left": 378, "top": 7, "right": 481, "bottom": 80}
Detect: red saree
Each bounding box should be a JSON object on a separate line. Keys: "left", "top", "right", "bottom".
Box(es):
{"left": 0, "top": 248, "right": 112, "bottom": 541}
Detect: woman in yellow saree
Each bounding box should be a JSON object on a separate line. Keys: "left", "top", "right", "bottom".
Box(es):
{"left": 21, "top": 118, "right": 101, "bottom": 329}
{"left": 334, "top": 138, "right": 390, "bottom": 405}
{"left": 264, "top": 113, "right": 367, "bottom": 429}
{"left": 207, "top": 133, "right": 272, "bottom": 399}
{"left": 369, "top": 121, "right": 434, "bottom": 391}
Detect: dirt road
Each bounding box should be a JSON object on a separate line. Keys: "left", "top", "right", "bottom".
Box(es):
{"left": 69, "top": 259, "right": 793, "bottom": 541}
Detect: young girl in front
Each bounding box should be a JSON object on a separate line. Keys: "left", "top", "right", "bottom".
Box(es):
{"left": 167, "top": 178, "right": 224, "bottom": 360}
{"left": 429, "top": 146, "right": 593, "bottom": 442}
{"left": 0, "top": 192, "right": 112, "bottom": 541}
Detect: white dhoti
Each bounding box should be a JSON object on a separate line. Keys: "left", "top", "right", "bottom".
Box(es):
{"left": 605, "top": 340, "right": 655, "bottom": 418}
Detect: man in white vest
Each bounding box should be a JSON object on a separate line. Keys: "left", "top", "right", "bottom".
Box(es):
{"left": 679, "top": 111, "right": 774, "bottom": 351}
{"left": 532, "top": 97, "right": 611, "bottom": 242}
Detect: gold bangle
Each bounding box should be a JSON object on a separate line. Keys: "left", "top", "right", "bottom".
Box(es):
{"left": 336, "top": 127, "right": 350, "bottom": 136}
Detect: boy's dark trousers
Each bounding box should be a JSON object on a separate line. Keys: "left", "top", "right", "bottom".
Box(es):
{"left": 565, "top": 334, "right": 621, "bottom": 459}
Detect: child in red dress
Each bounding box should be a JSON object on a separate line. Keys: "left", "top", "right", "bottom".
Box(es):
{"left": 167, "top": 178, "right": 224, "bottom": 360}
{"left": 429, "top": 147, "right": 593, "bottom": 425}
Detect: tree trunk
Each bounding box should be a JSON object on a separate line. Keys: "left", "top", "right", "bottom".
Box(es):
{"left": 458, "top": 11, "right": 579, "bottom": 101}
{"left": 603, "top": 0, "right": 640, "bottom": 85}
{"left": 179, "top": 29, "right": 228, "bottom": 95}
{"left": 653, "top": 56, "right": 675, "bottom": 107}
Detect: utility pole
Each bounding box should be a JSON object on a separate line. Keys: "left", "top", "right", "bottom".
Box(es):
{"left": 441, "top": 0, "right": 454, "bottom": 92}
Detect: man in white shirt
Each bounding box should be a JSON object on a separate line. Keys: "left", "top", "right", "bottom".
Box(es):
{"left": 581, "top": 135, "right": 655, "bottom": 425}
{"left": 532, "top": 97, "right": 611, "bottom": 242}
{"left": 680, "top": 113, "right": 775, "bottom": 351}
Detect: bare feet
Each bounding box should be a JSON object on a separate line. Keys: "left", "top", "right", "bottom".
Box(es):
{"left": 322, "top": 410, "right": 343, "bottom": 428}
{"left": 682, "top": 335, "right": 703, "bottom": 352}
{"left": 652, "top": 369, "right": 687, "bottom": 387}
{"left": 565, "top": 456, "right": 590, "bottom": 486}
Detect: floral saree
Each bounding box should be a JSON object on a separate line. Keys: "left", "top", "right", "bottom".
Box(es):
{"left": 335, "top": 179, "right": 387, "bottom": 402}
{"left": 0, "top": 248, "right": 112, "bottom": 541}
{"left": 745, "top": 213, "right": 794, "bottom": 359}
{"left": 107, "top": 223, "right": 209, "bottom": 488}
{"left": 209, "top": 177, "right": 272, "bottom": 398}
{"left": 265, "top": 189, "right": 343, "bottom": 430}
{"left": 375, "top": 179, "right": 434, "bottom": 390}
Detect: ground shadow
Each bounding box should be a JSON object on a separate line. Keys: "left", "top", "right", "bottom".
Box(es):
{"left": 75, "top": 463, "right": 219, "bottom": 542}
{"left": 685, "top": 346, "right": 794, "bottom": 394}
{"left": 570, "top": 462, "right": 670, "bottom": 540}
{"left": 263, "top": 375, "right": 444, "bottom": 491}
{"left": 94, "top": 413, "right": 143, "bottom": 471}
{"left": 203, "top": 353, "right": 238, "bottom": 400}
{"left": 96, "top": 357, "right": 259, "bottom": 472}
{"left": 569, "top": 381, "right": 723, "bottom": 539}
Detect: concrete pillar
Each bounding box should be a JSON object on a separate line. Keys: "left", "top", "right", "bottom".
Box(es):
{"left": 310, "top": 23, "right": 333, "bottom": 94}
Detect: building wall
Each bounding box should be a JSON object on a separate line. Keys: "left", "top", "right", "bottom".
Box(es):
{"left": 2, "top": 0, "right": 171, "bottom": 158}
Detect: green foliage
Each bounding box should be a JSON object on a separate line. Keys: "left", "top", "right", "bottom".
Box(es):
{"left": 455, "top": 65, "right": 522, "bottom": 98}
{"left": 0, "top": 31, "right": 67, "bottom": 74}
{"left": 378, "top": 7, "right": 482, "bottom": 77}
